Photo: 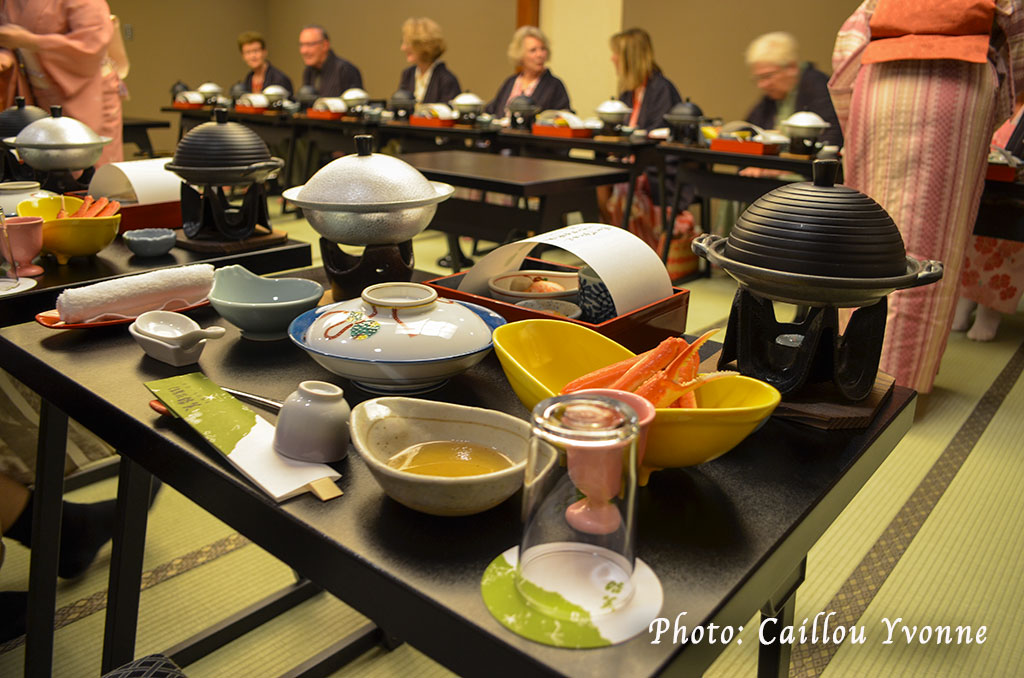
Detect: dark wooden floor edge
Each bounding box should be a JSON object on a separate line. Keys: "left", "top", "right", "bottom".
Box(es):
{"left": 0, "top": 532, "right": 252, "bottom": 654}
{"left": 789, "top": 339, "right": 1024, "bottom": 678}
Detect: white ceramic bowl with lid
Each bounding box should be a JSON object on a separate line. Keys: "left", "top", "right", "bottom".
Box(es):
{"left": 596, "top": 98, "right": 631, "bottom": 124}
{"left": 288, "top": 282, "right": 506, "bottom": 393}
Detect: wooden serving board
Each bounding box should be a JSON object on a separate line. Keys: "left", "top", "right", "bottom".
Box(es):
{"left": 175, "top": 228, "right": 288, "bottom": 254}
{"left": 700, "top": 349, "right": 896, "bottom": 430}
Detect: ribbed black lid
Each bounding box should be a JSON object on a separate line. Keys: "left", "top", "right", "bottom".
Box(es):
{"left": 389, "top": 89, "right": 415, "bottom": 108}
{"left": 0, "top": 97, "right": 48, "bottom": 139}
{"left": 725, "top": 159, "right": 907, "bottom": 278}
{"left": 508, "top": 95, "right": 537, "bottom": 112}
{"left": 169, "top": 108, "right": 271, "bottom": 168}
{"left": 665, "top": 98, "right": 703, "bottom": 121}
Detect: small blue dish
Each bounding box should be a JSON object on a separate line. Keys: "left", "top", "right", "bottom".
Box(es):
{"left": 123, "top": 228, "right": 177, "bottom": 257}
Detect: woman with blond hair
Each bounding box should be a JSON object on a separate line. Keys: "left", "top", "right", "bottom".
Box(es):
{"left": 485, "top": 25, "right": 570, "bottom": 115}
{"left": 610, "top": 28, "right": 680, "bottom": 130}
{"left": 398, "top": 17, "right": 460, "bottom": 104}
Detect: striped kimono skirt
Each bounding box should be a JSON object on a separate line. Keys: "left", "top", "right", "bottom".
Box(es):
{"left": 842, "top": 59, "right": 996, "bottom": 393}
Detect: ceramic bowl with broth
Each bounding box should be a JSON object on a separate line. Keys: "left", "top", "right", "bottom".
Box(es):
{"left": 350, "top": 397, "right": 530, "bottom": 516}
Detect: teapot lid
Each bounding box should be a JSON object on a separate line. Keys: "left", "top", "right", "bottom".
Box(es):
{"left": 725, "top": 159, "right": 907, "bottom": 278}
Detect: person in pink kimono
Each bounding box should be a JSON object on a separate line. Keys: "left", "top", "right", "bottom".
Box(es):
{"left": 830, "top": 0, "right": 1024, "bottom": 393}
{"left": 953, "top": 98, "right": 1024, "bottom": 341}
{"left": 0, "top": 0, "right": 123, "bottom": 166}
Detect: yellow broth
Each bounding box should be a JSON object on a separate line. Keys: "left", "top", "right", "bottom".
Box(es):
{"left": 386, "top": 441, "right": 514, "bottom": 477}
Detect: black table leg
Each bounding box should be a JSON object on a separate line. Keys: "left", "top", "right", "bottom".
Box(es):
{"left": 101, "top": 457, "right": 154, "bottom": 673}
{"left": 25, "top": 399, "right": 67, "bottom": 678}
{"left": 758, "top": 558, "right": 806, "bottom": 678}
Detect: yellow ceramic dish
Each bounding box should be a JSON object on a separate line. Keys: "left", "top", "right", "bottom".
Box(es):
{"left": 18, "top": 195, "right": 120, "bottom": 264}
{"left": 17, "top": 195, "right": 84, "bottom": 221}
{"left": 492, "top": 319, "right": 781, "bottom": 483}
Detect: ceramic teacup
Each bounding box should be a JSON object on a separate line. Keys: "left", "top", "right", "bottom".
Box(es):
{"left": 0, "top": 216, "right": 45, "bottom": 276}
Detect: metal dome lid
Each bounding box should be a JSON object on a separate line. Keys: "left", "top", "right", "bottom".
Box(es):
{"left": 341, "top": 88, "right": 369, "bottom": 107}
{"left": 781, "top": 110, "right": 830, "bottom": 132}
{"left": 450, "top": 91, "right": 484, "bottom": 110}
{"left": 0, "top": 97, "right": 48, "bottom": 139}
{"left": 10, "top": 105, "right": 109, "bottom": 148}
{"left": 664, "top": 98, "right": 703, "bottom": 123}
{"left": 725, "top": 159, "right": 907, "bottom": 278}
{"left": 262, "top": 84, "right": 289, "bottom": 103}
{"left": 165, "top": 108, "right": 282, "bottom": 185}
{"left": 285, "top": 135, "right": 453, "bottom": 212}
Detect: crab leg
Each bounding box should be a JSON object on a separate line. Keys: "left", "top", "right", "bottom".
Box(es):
{"left": 663, "top": 329, "right": 720, "bottom": 407}
{"left": 608, "top": 337, "right": 684, "bottom": 392}
{"left": 560, "top": 353, "right": 643, "bottom": 393}
{"left": 635, "top": 370, "right": 738, "bottom": 408}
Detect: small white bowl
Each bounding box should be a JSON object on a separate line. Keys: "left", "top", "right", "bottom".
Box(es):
{"left": 487, "top": 269, "right": 579, "bottom": 304}
{"left": 515, "top": 298, "right": 582, "bottom": 319}
{"left": 350, "top": 397, "right": 530, "bottom": 516}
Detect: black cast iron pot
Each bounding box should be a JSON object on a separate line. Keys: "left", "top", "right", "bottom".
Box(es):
{"left": 165, "top": 107, "right": 283, "bottom": 185}
{"left": 693, "top": 158, "right": 943, "bottom": 307}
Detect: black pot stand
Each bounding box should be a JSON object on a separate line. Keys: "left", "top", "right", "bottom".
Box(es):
{"left": 36, "top": 166, "right": 95, "bottom": 194}
{"left": 180, "top": 181, "right": 272, "bottom": 240}
{"left": 320, "top": 238, "right": 415, "bottom": 301}
{"left": 717, "top": 288, "right": 887, "bottom": 401}
{"left": 1, "top": 148, "right": 36, "bottom": 183}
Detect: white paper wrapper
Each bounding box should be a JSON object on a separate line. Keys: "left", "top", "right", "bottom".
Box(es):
{"left": 88, "top": 158, "right": 181, "bottom": 205}
{"left": 458, "top": 223, "right": 672, "bottom": 316}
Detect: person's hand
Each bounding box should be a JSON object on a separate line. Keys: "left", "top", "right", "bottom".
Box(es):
{"left": 0, "top": 24, "right": 37, "bottom": 50}
{"left": 738, "top": 167, "right": 787, "bottom": 179}
{"left": 0, "top": 50, "right": 15, "bottom": 72}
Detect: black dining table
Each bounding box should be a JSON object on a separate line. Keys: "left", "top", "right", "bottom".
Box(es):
{"left": 401, "top": 150, "right": 630, "bottom": 272}
{"left": 0, "top": 265, "right": 916, "bottom": 678}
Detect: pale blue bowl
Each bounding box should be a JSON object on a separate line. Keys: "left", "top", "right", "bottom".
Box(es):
{"left": 209, "top": 265, "right": 324, "bottom": 341}
{"left": 122, "top": 228, "right": 177, "bottom": 257}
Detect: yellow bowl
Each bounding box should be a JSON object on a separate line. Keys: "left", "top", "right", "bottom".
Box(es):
{"left": 41, "top": 215, "right": 120, "bottom": 264}
{"left": 492, "top": 319, "right": 781, "bottom": 483}
{"left": 17, "top": 195, "right": 84, "bottom": 221}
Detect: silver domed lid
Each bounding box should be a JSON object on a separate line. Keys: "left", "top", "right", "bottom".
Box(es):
{"left": 262, "top": 85, "right": 289, "bottom": 103}
{"left": 781, "top": 110, "right": 830, "bottom": 132}
{"left": 450, "top": 91, "right": 484, "bottom": 111}
{"left": 341, "top": 88, "right": 369, "bottom": 106}
{"left": 197, "top": 82, "right": 222, "bottom": 97}
{"left": 286, "top": 135, "right": 453, "bottom": 211}
{"left": 596, "top": 98, "right": 630, "bottom": 115}
{"left": 11, "top": 106, "right": 110, "bottom": 148}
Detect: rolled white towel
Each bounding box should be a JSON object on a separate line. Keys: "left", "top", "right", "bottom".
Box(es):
{"left": 56, "top": 263, "right": 215, "bottom": 324}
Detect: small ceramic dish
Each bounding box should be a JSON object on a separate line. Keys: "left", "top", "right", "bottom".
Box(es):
{"left": 350, "top": 397, "right": 530, "bottom": 516}
{"left": 288, "top": 282, "right": 506, "bottom": 394}
{"left": 514, "top": 298, "right": 582, "bottom": 319}
{"left": 208, "top": 265, "right": 323, "bottom": 341}
{"left": 492, "top": 319, "right": 781, "bottom": 483}
{"left": 129, "top": 310, "right": 225, "bottom": 366}
{"left": 487, "top": 269, "right": 579, "bottom": 304}
{"left": 123, "top": 228, "right": 176, "bottom": 257}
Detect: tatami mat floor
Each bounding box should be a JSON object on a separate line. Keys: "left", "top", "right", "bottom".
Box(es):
{"left": 1, "top": 208, "right": 1023, "bottom": 677}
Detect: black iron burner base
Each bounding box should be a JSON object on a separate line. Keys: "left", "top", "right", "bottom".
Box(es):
{"left": 320, "top": 238, "right": 415, "bottom": 301}
{"left": 717, "top": 288, "right": 887, "bottom": 401}
{"left": 180, "top": 182, "right": 271, "bottom": 240}
{"left": 1, "top": 150, "right": 36, "bottom": 183}
{"left": 37, "top": 167, "right": 94, "bottom": 193}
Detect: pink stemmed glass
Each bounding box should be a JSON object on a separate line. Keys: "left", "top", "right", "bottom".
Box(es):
{"left": 0, "top": 216, "right": 45, "bottom": 277}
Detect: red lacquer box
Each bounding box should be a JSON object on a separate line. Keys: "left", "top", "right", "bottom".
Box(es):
{"left": 424, "top": 259, "right": 689, "bottom": 353}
